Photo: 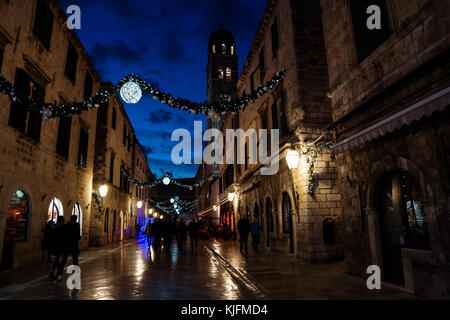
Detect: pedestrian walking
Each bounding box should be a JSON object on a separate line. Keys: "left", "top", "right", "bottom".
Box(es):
{"left": 250, "top": 219, "right": 262, "bottom": 253}
{"left": 163, "top": 218, "right": 175, "bottom": 253}
{"left": 48, "top": 216, "right": 65, "bottom": 280}
{"left": 135, "top": 222, "right": 141, "bottom": 239}
{"left": 152, "top": 218, "right": 162, "bottom": 249}
{"left": 56, "top": 215, "right": 81, "bottom": 280}
{"left": 42, "top": 220, "right": 54, "bottom": 263}
{"left": 145, "top": 222, "right": 152, "bottom": 245}
{"left": 188, "top": 219, "right": 199, "bottom": 250}
{"left": 237, "top": 216, "right": 250, "bottom": 254}
{"left": 176, "top": 219, "right": 187, "bottom": 253}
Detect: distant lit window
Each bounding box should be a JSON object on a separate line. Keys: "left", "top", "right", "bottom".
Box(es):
{"left": 231, "top": 45, "right": 235, "bottom": 55}
{"left": 222, "top": 44, "right": 226, "bottom": 54}
{"left": 218, "top": 68, "right": 224, "bottom": 79}
{"left": 212, "top": 45, "right": 216, "bottom": 54}
{"left": 226, "top": 67, "right": 232, "bottom": 79}
{"left": 72, "top": 202, "right": 82, "bottom": 236}
{"left": 48, "top": 198, "right": 63, "bottom": 223}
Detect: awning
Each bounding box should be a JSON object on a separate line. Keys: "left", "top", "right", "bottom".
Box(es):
{"left": 331, "top": 86, "right": 450, "bottom": 159}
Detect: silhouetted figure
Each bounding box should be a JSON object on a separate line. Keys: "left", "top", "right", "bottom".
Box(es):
{"left": 145, "top": 222, "right": 152, "bottom": 245}
{"left": 135, "top": 222, "right": 141, "bottom": 239}
{"left": 188, "top": 220, "right": 199, "bottom": 250}
{"left": 57, "top": 215, "right": 81, "bottom": 280}
{"left": 250, "top": 219, "right": 262, "bottom": 253}
{"left": 42, "top": 220, "right": 54, "bottom": 262}
{"left": 237, "top": 217, "right": 250, "bottom": 254}
{"left": 49, "top": 216, "right": 66, "bottom": 280}
{"left": 152, "top": 219, "right": 162, "bottom": 249}
{"left": 163, "top": 219, "right": 175, "bottom": 253}
{"left": 176, "top": 219, "right": 187, "bottom": 253}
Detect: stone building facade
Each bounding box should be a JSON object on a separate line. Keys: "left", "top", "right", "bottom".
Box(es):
{"left": 0, "top": 0, "right": 101, "bottom": 269}
{"left": 320, "top": 0, "right": 450, "bottom": 297}
{"left": 198, "top": 0, "right": 343, "bottom": 261}
{"left": 89, "top": 92, "right": 154, "bottom": 246}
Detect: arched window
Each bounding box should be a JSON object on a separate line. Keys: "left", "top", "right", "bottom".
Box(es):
{"left": 231, "top": 45, "right": 235, "bottom": 55}
{"left": 5, "top": 190, "right": 30, "bottom": 242}
{"left": 218, "top": 68, "right": 224, "bottom": 79}
{"left": 113, "top": 210, "right": 117, "bottom": 232}
{"left": 222, "top": 43, "right": 226, "bottom": 54}
{"left": 266, "top": 198, "right": 274, "bottom": 233}
{"left": 212, "top": 44, "right": 216, "bottom": 54}
{"left": 226, "top": 67, "right": 232, "bottom": 79}
{"left": 48, "top": 198, "right": 63, "bottom": 223}
{"left": 72, "top": 202, "right": 82, "bottom": 236}
{"left": 282, "top": 192, "right": 292, "bottom": 234}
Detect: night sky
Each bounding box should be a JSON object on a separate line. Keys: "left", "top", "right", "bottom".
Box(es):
{"left": 58, "top": 0, "right": 267, "bottom": 178}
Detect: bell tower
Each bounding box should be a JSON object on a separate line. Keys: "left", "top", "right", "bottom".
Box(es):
{"left": 206, "top": 27, "right": 239, "bottom": 128}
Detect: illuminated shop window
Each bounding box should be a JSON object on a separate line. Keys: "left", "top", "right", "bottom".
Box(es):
{"left": 5, "top": 190, "right": 29, "bottom": 242}
{"left": 48, "top": 198, "right": 63, "bottom": 223}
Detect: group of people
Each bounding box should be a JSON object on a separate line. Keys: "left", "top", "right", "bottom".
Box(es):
{"left": 143, "top": 218, "right": 200, "bottom": 253}
{"left": 237, "top": 217, "right": 262, "bottom": 254}
{"left": 42, "top": 215, "right": 81, "bottom": 281}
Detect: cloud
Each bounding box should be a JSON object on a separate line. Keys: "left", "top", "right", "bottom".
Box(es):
{"left": 89, "top": 40, "right": 147, "bottom": 66}
{"left": 139, "top": 143, "right": 154, "bottom": 156}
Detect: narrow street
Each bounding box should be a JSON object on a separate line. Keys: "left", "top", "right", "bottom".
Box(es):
{"left": 0, "top": 238, "right": 415, "bottom": 300}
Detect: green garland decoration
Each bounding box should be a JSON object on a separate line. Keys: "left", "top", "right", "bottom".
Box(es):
{"left": 149, "top": 197, "right": 199, "bottom": 216}
{"left": 306, "top": 142, "right": 333, "bottom": 196}
{"left": 121, "top": 168, "right": 212, "bottom": 190}
{"left": 0, "top": 70, "right": 286, "bottom": 119}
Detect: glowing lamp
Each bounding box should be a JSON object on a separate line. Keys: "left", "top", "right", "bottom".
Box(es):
{"left": 213, "top": 205, "right": 217, "bottom": 212}
{"left": 228, "top": 192, "right": 235, "bottom": 202}
{"left": 162, "top": 177, "right": 171, "bottom": 185}
{"left": 99, "top": 185, "right": 108, "bottom": 198}
{"left": 137, "top": 201, "right": 143, "bottom": 209}
{"left": 149, "top": 208, "right": 153, "bottom": 214}
{"left": 286, "top": 150, "right": 300, "bottom": 170}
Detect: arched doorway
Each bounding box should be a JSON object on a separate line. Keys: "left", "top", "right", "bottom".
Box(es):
{"left": 119, "top": 211, "right": 124, "bottom": 241}
{"left": 104, "top": 208, "right": 109, "bottom": 243}
{"left": 1, "top": 190, "right": 30, "bottom": 270}
{"left": 72, "top": 202, "right": 82, "bottom": 236}
{"left": 282, "top": 192, "right": 294, "bottom": 254}
{"left": 376, "top": 168, "right": 430, "bottom": 285}
{"left": 253, "top": 203, "right": 260, "bottom": 221}
{"left": 265, "top": 198, "right": 274, "bottom": 247}
{"left": 112, "top": 210, "right": 117, "bottom": 242}
{"left": 48, "top": 198, "right": 63, "bottom": 223}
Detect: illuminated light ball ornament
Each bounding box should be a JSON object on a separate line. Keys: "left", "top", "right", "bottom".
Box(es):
{"left": 170, "top": 198, "right": 175, "bottom": 204}
{"left": 162, "top": 176, "right": 171, "bottom": 185}
{"left": 120, "top": 80, "right": 142, "bottom": 104}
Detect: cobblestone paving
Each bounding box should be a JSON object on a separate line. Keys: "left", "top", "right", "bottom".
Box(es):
{"left": 0, "top": 237, "right": 417, "bottom": 300}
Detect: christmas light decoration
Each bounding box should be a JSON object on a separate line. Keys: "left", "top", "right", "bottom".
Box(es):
{"left": 0, "top": 70, "right": 286, "bottom": 119}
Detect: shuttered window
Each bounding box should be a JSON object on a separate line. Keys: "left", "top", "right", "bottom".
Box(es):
{"left": 56, "top": 115, "right": 72, "bottom": 159}
{"left": 32, "top": 0, "right": 54, "bottom": 50}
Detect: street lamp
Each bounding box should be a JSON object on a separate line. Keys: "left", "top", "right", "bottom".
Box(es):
{"left": 286, "top": 149, "right": 300, "bottom": 170}
{"left": 149, "top": 208, "right": 153, "bottom": 214}
{"left": 99, "top": 184, "right": 108, "bottom": 198}
{"left": 137, "top": 201, "right": 143, "bottom": 209}
{"left": 228, "top": 192, "right": 236, "bottom": 202}
{"left": 213, "top": 205, "right": 217, "bottom": 212}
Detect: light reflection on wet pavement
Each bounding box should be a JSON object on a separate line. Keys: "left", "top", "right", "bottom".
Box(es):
{"left": 0, "top": 238, "right": 416, "bottom": 300}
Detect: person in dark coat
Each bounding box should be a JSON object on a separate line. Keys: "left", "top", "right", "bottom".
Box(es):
{"left": 152, "top": 218, "right": 162, "bottom": 249}
{"left": 188, "top": 220, "right": 199, "bottom": 250}
{"left": 250, "top": 219, "right": 262, "bottom": 253}
{"left": 176, "top": 219, "right": 187, "bottom": 253}
{"left": 237, "top": 217, "right": 251, "bottom": 254}
{"left": 135, "top": 222, "right": 141, "bottom": 239}
{"left": 49, "top": 216, "right": 65, "bottom": 279}
{"left": 42, "top": 220, "right": 54, "bottom": 262}
{"left": 57, "top": 215, "right": 81, "bottom": 280}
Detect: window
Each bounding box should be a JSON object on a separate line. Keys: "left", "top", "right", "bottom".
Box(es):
{"left": 231, "top": 45, "right": 235, "bottom": 55}
{"left": 5, "top": 190, "right": 29, "bottom": 242}
{"left": 109, "top": 152, "right": 115, "bottom": 183}
{"left": 259, "top": 47, "right": 265, "bottom": 81}
{"left": 123, "top": 124, "right": 127, "bottom": 146}
{"left": 212, "top": 45, "right": 216, "bottom": 54}
{"left": 104, "top": 208, "right": 109, "bottom": 233}
{"left": 65, "top": 41, "right": 78, "bottom": 83}
{"left": 0, "top": 47, "right": 4, "bottom": 74}
{"left": 84, "top": 71, "right": 93, "bottom": 99}
{"left": 32, "top": 0, "right": 54, "bottom": 50}
{"left": 271, "top": 103, "right": 278, "bottom": 130}
{"left": 218, "top": 68, "right": 224, "bottom": 79}
{"left": 77, "top": 127, "right": 89, "bottom": 168}
{"left": 8, "top": 68, "right": 44, "bottom": 141}
{"left": 56, "top": 115, "right": 72, "bottom": 159}
{"left": 279, "top": 94, "right": 288, "bottom": 137}
{"left": 222, "top": 43, "right": 226, "bottom": 54}
{"left": 48, "top": 198, "right": 63, "bottom": 223}
{"left": 271, "top": 18, "right": 279, "bottom": 56}
{"left": 282, "top": 192, "right": 292, "bottom": 234}
{"left": 250, "top": 72, "right": 255, "bottom": 93}
{"left": 266, "top": 198, "right": 274, "bottom": 233}
{"left": 226, "top": 67, "right": 232, "bottom": 79}
{"left": 111, "top": 107, "right": 117, "bottom": 130}
{"left": 72, "top": 202, "right": 82, "bottom": 236}
{"left": 349, "top": 0, "right": 391, "bottom": 62}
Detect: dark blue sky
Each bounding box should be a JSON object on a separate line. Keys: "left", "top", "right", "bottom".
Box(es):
{"left": 59, "top": 0, "right": 267, "bottom": 178}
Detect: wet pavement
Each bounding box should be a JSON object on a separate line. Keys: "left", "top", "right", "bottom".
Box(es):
{"left": 0, "top": 237, "right": 416, "bottom": 300}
